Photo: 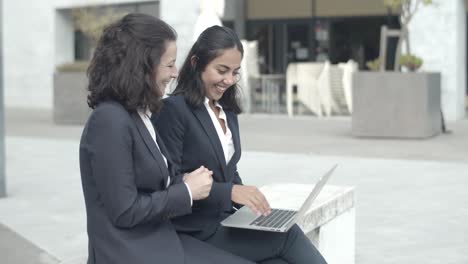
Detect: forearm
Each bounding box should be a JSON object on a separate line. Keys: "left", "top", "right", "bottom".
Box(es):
{"left": 110, "top": 183, "right": 192, "bottom": 228}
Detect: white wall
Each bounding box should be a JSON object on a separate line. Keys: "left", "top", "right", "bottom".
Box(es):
{"left": 3, "top": 0, "right": 158, "bottom": 109}
{"left": 410, "top": 0, "right": 466, "bottom": 121}
{"left": 160, "top": 0, "right": 198, "bottom": 71}
{"left": 319, "top": 208, "right": 355, "bottom": 264}
{"left": 4, "top": 1, "right": 55, "bottom": 109}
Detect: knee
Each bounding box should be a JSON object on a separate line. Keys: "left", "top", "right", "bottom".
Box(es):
{"left": 283, "top": 224, "right": 307, "bottom": 245}
{"left": 287, "top": 224, "right": 304, "bottom": 238}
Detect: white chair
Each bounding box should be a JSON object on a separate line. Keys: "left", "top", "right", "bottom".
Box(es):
{"left": 240, "top": 40, "right": 260, "bottom": 113}
{"left": 287, "top": 60, "right": 355, "bottom": 117}
{"left": 317, "top": 61, "right": 334, "bottom": 116}
{"left": 286, "top": 62, "right": 325, "bottom": 116}
{"left": 338, "top": 60, "right": 358, "bottom": 113}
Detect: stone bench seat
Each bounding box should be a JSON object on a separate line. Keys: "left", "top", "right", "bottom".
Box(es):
{"left": 62, "top": 184, "right": 355, "bottom": 264}
{"left": 260, "top": 184, "right": 355, "bottom": 264}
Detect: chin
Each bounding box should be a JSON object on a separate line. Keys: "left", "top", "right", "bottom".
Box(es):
{"left": 212, "top": 95, "right": 223, "bottom": 101}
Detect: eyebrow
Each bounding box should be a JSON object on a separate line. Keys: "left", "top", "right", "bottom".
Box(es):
{"left": 217, "top": 64, "right": 241, "bottom": 71}
{"left": 165, "top": 59, "right": 176, "bottom": 65}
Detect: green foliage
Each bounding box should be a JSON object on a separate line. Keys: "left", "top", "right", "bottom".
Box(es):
{"left": 399, "top": 54, "right": 423, "bottom": 71}
{"left": 56, "top": 7, "right": 127, "bottom": 72}
{"left": 72, "top": 7, "right": 127, "bottom": 45}
{"left": 366, "top": 58, "right": 381, "bottom": 72}
{"left": 382, "top": 0, "right": 433, "bottom": 72}
{"left": 384, "top": 0, "right": 433, "bottom": 9}
{"left": 56, "top": 61, "right": 89, "bottom": 72}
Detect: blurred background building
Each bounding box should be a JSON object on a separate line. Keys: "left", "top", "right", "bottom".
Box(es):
{"left": 2, "top": 0, "right": 466, "bottom": 120}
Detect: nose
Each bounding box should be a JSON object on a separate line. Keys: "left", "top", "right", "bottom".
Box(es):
{"left": 223, "top": 75, "right": 235, "bottom": 86}
{"left": 171, "top": 65, "right": 179, "bottom": 78}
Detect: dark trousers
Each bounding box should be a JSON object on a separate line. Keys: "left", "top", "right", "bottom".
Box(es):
{"left": 179, "top": 233, "right": 255, "bottom": 264}
{"left": 203, "top": 224, "right": 327, "bottom": 264}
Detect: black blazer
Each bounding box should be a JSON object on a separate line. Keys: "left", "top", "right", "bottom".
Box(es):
{"left": 79, "top": 101, "right": 192, "bottom": 264}
{"left": 153, "top": 95, "right": 243, "bottom": 240}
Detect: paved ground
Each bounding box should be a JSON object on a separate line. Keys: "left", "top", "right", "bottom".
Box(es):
{"left": 0, "top": 223, "right": 58, "bottom": 264}
{"left": 1, "top": 108, "right": 467, "bottom": 264}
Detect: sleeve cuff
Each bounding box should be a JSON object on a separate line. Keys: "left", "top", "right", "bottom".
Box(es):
{"left": 183, "top": 182, "right": 193, "bottom": 206}
{"left": 211, "top": 182, "right": 234, "bottom": 211}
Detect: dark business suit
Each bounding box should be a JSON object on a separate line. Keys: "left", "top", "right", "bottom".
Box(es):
{"left": 154, "top": 95, "right": 327, "bottom": 264}
{"left": 80, "top": 100, "right": 255, "bottom": 264}
{"left": 154, "top": 95, "right": 242, "bottom": 240}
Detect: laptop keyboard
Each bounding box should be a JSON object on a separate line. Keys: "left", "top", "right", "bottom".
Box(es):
{"left": 250, "top": 209, "right": 297, "bottom": 229}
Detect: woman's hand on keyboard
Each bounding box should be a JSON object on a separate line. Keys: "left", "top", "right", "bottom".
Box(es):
{"left": 231, "top": 185, "right": 271, "bottom": 216}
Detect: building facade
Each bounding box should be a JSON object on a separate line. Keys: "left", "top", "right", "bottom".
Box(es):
{"left": 2, "top": 0, "right": 466, "bottom": 120}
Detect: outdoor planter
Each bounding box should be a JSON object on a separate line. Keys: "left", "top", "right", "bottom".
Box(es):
{"left": 53, "top": 70, "right": 90, "bottom": 125}
{"left": 352, "top": 71, "right": 441, "bottom": 138}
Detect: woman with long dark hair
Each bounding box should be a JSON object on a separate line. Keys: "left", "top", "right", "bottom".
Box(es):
{"left": 80, "top": 14, "right": 255, "bottom": 264}
{"left": 154, "top": 25, "right": 328, "bottom": 264}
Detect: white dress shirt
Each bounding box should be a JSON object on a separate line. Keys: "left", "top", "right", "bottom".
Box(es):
{"left": 138, "top": 109, "right": 193, "bottom": 204}
{"left": 203, "top": 98, "right": 235, "bottom": 164}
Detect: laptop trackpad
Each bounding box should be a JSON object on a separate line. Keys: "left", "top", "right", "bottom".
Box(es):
{"left": 221, "top": 206, "right": 256, "bottom": 226}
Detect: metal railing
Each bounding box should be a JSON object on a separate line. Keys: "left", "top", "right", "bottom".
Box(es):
{"left": 252, "top": 74, "right": 286, "bottom": 114}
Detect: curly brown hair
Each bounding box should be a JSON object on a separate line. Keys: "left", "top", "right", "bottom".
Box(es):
{"left": 87, "top": 13, "right": 177, "bottom": 113}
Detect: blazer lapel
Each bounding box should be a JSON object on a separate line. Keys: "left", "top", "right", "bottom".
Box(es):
{"left": 226, "top": 111, "right": 241, "bottom": 166}
{"left": 155, "top": 129, "right": 175, "bottom": 183}
{"left": 131, "top": 113, "right": 170, "bottom": 187}
{"left": 192, "top": 106, "right": 227, "bottom": 179}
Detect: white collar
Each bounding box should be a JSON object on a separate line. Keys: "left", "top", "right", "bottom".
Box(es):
{"left": 138, "top": 108, "right": 152, "bottom": 118}
{"left": 204, "top": 97, "right": 223, "bottom": 109}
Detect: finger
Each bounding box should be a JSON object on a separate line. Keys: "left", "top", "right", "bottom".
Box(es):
{"left": 246, "top": 189, "right": 263, "bottom": 208}
{"left": 192, "top": 166, "right": 205, "bottom": 174}
{"left": 247, "top": 196, "right": 264, "bottom": 216}
{"left": 202, "top": 171, "right": 213, "bottom": 180}
{"left": 207, "top": 177, "right": 213, "bottom": 186}
{"left": 257, "top": 192, "right": 271, "bottom": 215}
{"left": 252, "top": 188, "right": 270, "bottom": 210}
{"left": 251, "top": 192, "right": 269, "bottom": 216}
{"left": 245, "top": 202, "right": 261, "bottom": 216}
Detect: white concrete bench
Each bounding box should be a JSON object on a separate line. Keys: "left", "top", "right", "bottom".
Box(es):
{"left": 260, "top": 184, "right": 355, "bottom": 264}
{"left": 62, "top": 184, "right": 355, "bottom": 264}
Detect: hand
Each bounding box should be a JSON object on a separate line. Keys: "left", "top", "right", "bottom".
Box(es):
{"left": 183, "top": 166, "right": 213, "bottom": 200}
{"left": 231, "top": 185, "right": 271, "bottom": 216}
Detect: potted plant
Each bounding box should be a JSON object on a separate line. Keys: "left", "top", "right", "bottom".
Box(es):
{"left": 399, "top": 54, "right": 422, "bottom": 72}
{"left": 351, "top": 0, "right": 441, "bottom": 139}
{"left": 54, "top": 7, "right": 125, "bottom": 124}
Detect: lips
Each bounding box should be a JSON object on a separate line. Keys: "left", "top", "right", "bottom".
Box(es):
{"left": 159, "top": 80, "right": 171, "bottom": 89}
{"left": 215, "top": 85, "right": 227, "bottom": 94}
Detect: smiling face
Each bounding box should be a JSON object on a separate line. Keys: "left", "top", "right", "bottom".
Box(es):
{"left": 200, "top": 47, "right": 242, "bottom": 102}
{"left": 155, "top": 41, "right": 178, "bottom": 95}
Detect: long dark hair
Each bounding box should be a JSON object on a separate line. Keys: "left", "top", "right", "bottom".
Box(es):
{"left": 87, "top": 13, "right": 177, "bottom": 113}
{"left": 172, "top": 25, "right": 243, "bottom": 114}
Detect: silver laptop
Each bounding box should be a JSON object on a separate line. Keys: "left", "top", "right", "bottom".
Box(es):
{"left": 221, "top": 164, "right": 337, "bottom": 232}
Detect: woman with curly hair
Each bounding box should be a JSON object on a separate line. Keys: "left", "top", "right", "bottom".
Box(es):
{"left": 79, "top": 13, "right": 255, "bottom": 264}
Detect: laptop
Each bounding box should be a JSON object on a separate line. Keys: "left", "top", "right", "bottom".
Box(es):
{"left": 221, "top": 164, "right": 337, "bottom": 232}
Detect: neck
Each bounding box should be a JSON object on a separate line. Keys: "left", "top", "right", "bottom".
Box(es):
{"left": 208, "top": 99, "right": 216, "bottom": 108}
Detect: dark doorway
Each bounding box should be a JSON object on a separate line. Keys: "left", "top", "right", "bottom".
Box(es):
{"left": 327, "top": 16, "right": 399, "bottom": 69}
{"left": 246, "top": 19, "right": 314, "bottom": 74}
